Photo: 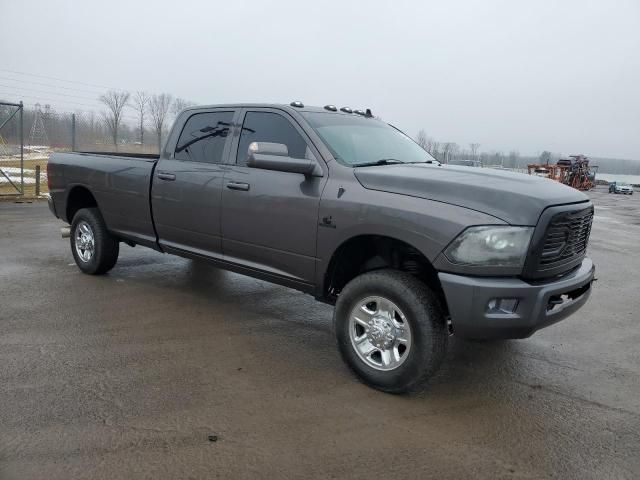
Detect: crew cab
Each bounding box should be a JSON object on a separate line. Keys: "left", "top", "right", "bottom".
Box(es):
{"left": 47, "top": 102, "right": 596, "bottom": 393}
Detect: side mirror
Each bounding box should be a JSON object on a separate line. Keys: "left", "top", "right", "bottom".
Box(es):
{"left": 247, "top": 142, "right": 319, "bottom": 176}
{"left": 249, "top": 142, "right": 289, "bottom": 157}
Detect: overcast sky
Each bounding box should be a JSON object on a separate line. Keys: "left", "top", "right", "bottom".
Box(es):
{"left": 1, "top": 0, "right": 639, "bottom": 159}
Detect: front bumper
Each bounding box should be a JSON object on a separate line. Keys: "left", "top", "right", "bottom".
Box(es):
{"left": 438, "top": 257, "right": 595, "bottom": 339}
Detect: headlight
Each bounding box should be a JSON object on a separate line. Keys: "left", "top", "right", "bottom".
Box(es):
{"left": 445, "top": 226, "right": 533, "bottom": 267}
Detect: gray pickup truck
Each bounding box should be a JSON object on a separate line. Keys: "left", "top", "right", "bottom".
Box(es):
{"left": 48, "top": 102, "right": 595, "bottom": 393}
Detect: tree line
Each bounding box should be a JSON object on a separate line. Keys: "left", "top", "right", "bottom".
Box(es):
{"left": 100, "top": 91, "right": 194, "bottom": 151}
{"left": 414, "top": 129, "right": 640, "bottom": 175}
{"left": 0, "top": 91, "right": 195, "bottom": 153}
{"left": 1, "top": 101, "right": 638, "bottom": 174}
{"left": 416, "top": 128, "right": 524, "bottom": 168}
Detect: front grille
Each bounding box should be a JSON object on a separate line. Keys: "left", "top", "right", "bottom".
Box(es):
{"left": 537, "top": 207, "right": 593, "bottom": 272}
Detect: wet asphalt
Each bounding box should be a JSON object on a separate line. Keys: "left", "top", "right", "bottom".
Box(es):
{"left": 1, "top": 186, "right": 639, "bottom": 479}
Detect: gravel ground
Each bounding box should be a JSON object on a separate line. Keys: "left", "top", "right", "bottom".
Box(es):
{"left": 1, "top": 187, "right": 639, "bottom": 479}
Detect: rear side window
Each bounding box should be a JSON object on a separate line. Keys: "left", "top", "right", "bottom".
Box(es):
{"left": 175, "top": 111, "right": 234, "bottom": 163}
{"left": 236, "top": 112, "right": 309, "bottom": 164}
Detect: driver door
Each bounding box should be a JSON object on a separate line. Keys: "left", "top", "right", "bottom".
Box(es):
{"left": 221, "top": 109, "right": 326, "bottom": 285}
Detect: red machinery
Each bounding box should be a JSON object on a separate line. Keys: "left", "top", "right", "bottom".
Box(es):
{"left": 528, "top": 155, "right": 597, "bottom": 191}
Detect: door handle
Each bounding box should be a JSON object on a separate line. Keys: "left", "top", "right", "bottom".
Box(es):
{"left": 157, "top": 172, "right": 176, "bottom": 181}
{"left": 226, "top": 181, "right": 250, "bottom": 191}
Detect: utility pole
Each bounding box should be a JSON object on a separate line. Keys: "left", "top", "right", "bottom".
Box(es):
{"left": 29, "top": 103, "right": 49, "bottom": 147}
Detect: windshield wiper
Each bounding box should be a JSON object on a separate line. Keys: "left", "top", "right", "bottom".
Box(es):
{"left": 175, "top": 122, "right": 230, "bottom": 153}
{"left": 353, "top": 158, "right": 405, "bottom": 167}
{"left": 353, "top": 158, "right": 442, "bottom": 167}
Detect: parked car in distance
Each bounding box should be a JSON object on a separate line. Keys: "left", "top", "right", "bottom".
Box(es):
{"left": 47, "top": 102, "right": 596, "bottom": 393}
{"left": 609, "top": 182, "right": 634, "bottom": 195}
{"left": 447, "top": 159, "right": 482, "bottom": 167}
{"left": 531, "top": 167, "right": 551, "bottom": 178}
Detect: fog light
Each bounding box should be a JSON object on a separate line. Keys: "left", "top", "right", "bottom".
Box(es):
{"left": 487, "top": 298, "right": 519, "bottom": 314}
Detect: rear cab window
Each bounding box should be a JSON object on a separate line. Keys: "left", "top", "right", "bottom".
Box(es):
{"left": 175, "top": 111, "right": 234, "bottom": 163}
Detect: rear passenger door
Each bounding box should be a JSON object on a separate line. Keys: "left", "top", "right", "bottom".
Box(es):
{"left": 221, "top": 109, "right": 326, "bottom": 285}
{"left": 152, "top": 109, "right": 236, "bottom": 256}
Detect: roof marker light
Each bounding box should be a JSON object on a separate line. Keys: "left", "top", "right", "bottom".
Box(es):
{"left": 290, "top": 101, "right": 304, "bottom": 108}
{"left": 340, "top": 107, "right": 353, "bottom": 113}
{"left": 324, "top": 105, "right": 338, "bottom": 112}
{"left": 354, "top": 109, "right": 365, "bottom": 116}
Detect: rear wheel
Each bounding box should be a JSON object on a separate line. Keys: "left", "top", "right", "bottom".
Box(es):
{"left": 334, "top": 270, "right": 447, "bottom": 393}
{"left": 70, "top": 208, "right": 119, "bottom": 275}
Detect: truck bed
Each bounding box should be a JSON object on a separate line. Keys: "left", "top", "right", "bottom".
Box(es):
{"left": 48, "top": 151, "right": 159, "bottom": 248}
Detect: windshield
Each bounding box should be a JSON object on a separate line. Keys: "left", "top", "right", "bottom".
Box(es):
{"left": 302, "top": 112, "right": 437, "bottom": 166}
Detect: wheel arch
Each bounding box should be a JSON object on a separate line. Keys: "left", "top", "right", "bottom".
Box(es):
{"left": 321, "top": 234, "right": 446, "bottom": 310}
{"left": 65, "top": 185, "right": 99, "bottom": 223}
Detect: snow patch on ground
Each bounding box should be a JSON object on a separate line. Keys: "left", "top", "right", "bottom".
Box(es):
{"left": 0, "top": 166, "right": 47, "bottom": 185}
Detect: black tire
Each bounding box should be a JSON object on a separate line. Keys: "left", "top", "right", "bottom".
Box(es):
{"left": 70, "top": 207, "right": 119, "bottom": 275}
{"left": 334, "top": 269, "right": 448, "bottom": 393}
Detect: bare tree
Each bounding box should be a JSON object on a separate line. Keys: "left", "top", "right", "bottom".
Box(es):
{"left": 441, "top": 142, "right": 451, "bottom": 163}
{"left": 86, "top": 111, "right": 101, "bottom": 144}
{"left": 449, "top": 142, "right": 459, "bottom": 160}
{"left": 132, "top": 91, "right": 150, "bottom": 145}
{"left": 508, "top": 150, "right": 520, "bottom": 168}
{"left": 99, "top": 90, "right": 130, "bottom": 145}
{"left": 469, "top": 143, "right": 480, "bottom": 160}
{"left": 489, "top": 151, "right": 505, "bottom": 167}
{"left": 441, "top": 142, "right": 458, "bottom": 163}
{"left": 431, "top": 141, "right": 440, "bottom": 160}
{"left": 149, "top": 93, "right": 173, "bottom": 152}
{"left": 539, "top": 150, "right": 552, "bottom": 164}
{"left": 416, "top": 129, "right": 429, "bottom": 150}
{"left": 171, "top": 97, "right": 195, "bottom": 117}
{"left": 425, "top": 138, "right": 434, "bottom": 154}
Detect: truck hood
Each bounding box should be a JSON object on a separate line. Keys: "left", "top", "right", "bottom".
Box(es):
{"left": 354, "top": 163, "right": 589, "bottom": 225}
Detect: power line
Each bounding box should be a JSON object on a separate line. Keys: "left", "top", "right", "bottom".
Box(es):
{"left": 1, "top": 84, "right": 144, "bottom": 119}
{"left": 0, "top": 83, "right": 103, "bottom": 103}
{"left": 0, "top": 75, "right": 105, "bottom": 96}
{"left": 0, "top": 69, "right": 195, "bottom": 105}
{"left": 0, "top": 68, "right": 128, "bottom": 93}
{"left": 0, "top": 88, "right": 138, "bottom": 115}
{"left": 0, "top": 91, "right": 101, "bottom": 109}
{"left": 0, "top": 92, "right": 139, "bottom": 122}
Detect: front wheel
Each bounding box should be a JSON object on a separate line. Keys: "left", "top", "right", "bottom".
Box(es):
{"left": 334, "top": 270, "right": 448, "bottom": 393}
{"left": 70, "top": 208, "right": 119, "bottom": 275}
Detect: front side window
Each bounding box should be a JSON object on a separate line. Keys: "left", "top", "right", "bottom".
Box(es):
{"left": 236, "top": 112, "right": 310, "bottom": 164}
{"left": 175, "top": 111, "right": 234, "bottom": 163}
{"left": 302, "top": 112, "right": 437, "bottom": 167}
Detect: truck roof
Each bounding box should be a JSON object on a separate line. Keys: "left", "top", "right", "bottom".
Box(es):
{"left": 181, "top": 103, "right": 372, "bottom": 116}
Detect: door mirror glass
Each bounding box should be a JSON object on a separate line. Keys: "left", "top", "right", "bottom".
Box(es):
{"left": 248, "top": 142, "right": 288, "bottom": 157}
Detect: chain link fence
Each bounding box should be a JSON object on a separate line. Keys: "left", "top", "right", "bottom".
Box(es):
{"left": 1, "top": 101, "right": 164, "bottom": 197}
{"left": 71, "top": 111, "right": 161, "bottom": 155}
{"left": 0, "top": 101, "right": 24, "bottom": 196}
